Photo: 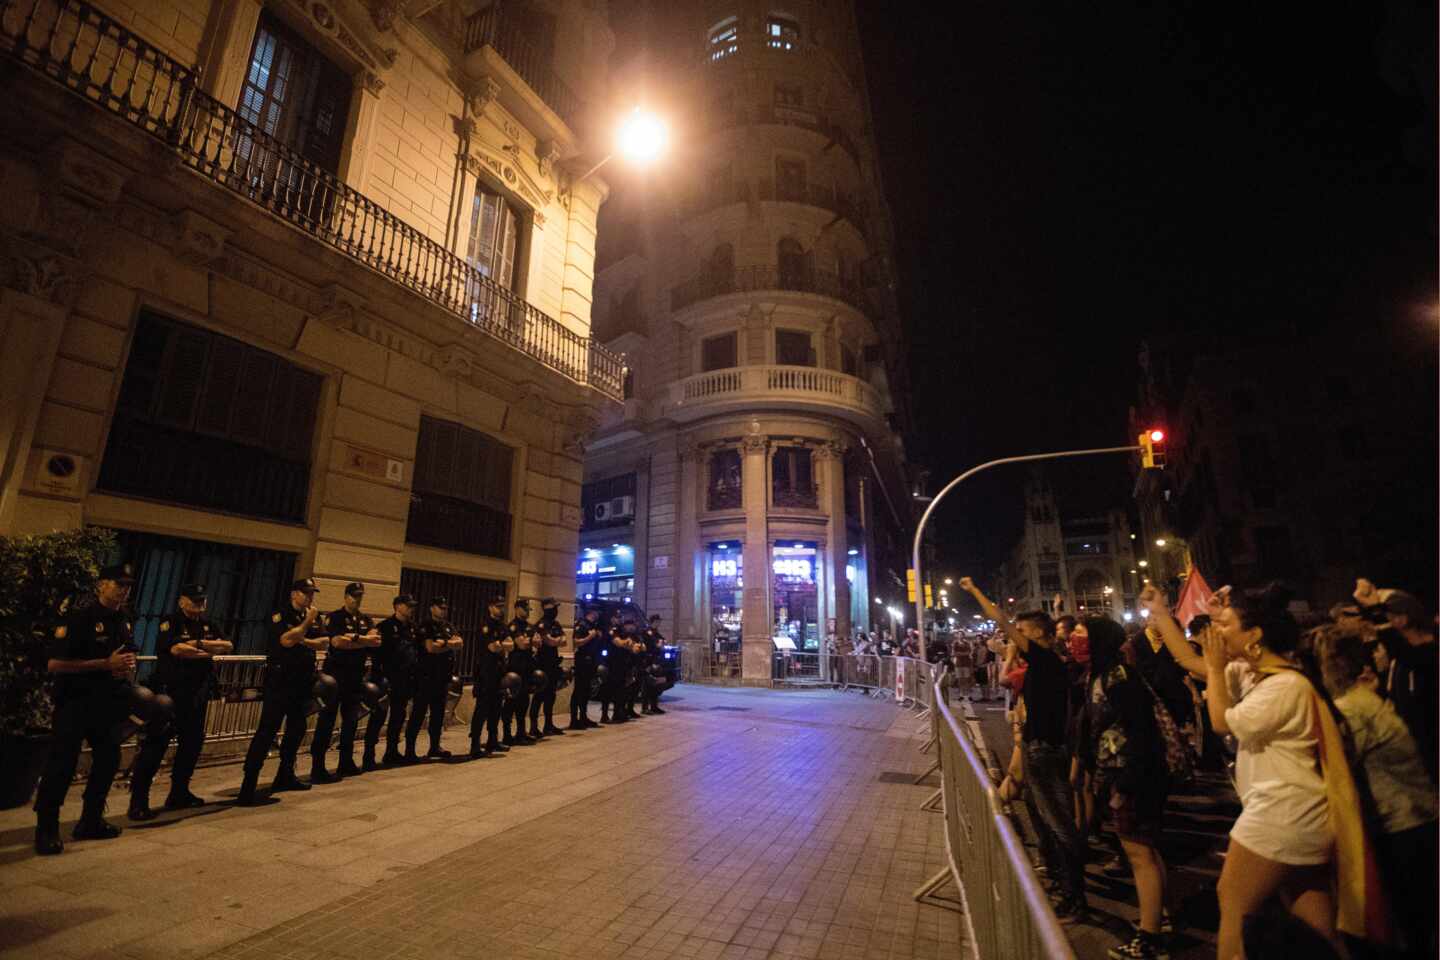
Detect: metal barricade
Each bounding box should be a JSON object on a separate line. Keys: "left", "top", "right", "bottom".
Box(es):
{"left": 772, "top": 651, "right": 823, "bottom": 685}
{"left": 918, "top": 678, "right": 1076, "bottom": 960}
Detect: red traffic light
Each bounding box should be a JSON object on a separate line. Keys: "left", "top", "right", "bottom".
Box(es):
{"left": 1148, "top": 429, "right": 1165, "bottom": 443}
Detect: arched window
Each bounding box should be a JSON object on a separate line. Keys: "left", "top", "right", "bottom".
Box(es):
{"left": 777, "top": 237, "right": 810, "bottom": 290}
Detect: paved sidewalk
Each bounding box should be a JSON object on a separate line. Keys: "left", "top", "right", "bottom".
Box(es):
{"left": 0, "top": 686, "right": 966, "bottom": 960}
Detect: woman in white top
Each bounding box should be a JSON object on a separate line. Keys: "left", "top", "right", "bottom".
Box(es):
{"left": 1197, "top": 586, "right": 1339, "bottom": 960}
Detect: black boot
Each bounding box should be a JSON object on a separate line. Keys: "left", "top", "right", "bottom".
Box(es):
{"left": 73, "top": 804, "right": 122, "bottom": 841}
{"left": 469, "top": 738, "right": 490, "bottom": 760}
{"left": 403, "top": 741, "right": 422, "bottom": 764}
{"left": 543, "top": 723, "right": 564, "bottom": 736}
{"left": 128, "top": 785, "right": 157, "bottom": 822}
{"left": 381, "top": 746, "right": 404, "bottom": 767}
{"left": 34, "top": 812, "right": 63, "bottom": 856}
{"left": 337, "top": 756, "right": 362, "bottom": 777}
{"left": 309, "top": 759, "right": 342, "bottom": 784}
{"left": 426, "top": 743, "right": 452, "bottom": 760}
{"left": 650, "top": 705, "right": 666, "bottom": 715}
{"left": 272, "top": 765, "right": 311, "bottom": 792}
{"left": 528, "top": 721, "right": 543, "bottom": 739}
{"left": 164, "top": 788, "right": 205, "bottom": 810}
{"left": 362, "top": 748, "right": 380, "bottom": 772}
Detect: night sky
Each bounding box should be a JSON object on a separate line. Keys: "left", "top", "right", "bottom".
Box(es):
{"left": 855, "top": 2, "right": 1438, "bottom": 576}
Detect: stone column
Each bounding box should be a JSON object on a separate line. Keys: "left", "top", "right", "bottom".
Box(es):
{"left": 674, "top": 437, "right": 703, "bottom": 673}
{"left": 818, "top": 440, "right": 850, "bottom": 680}
{"left": 740, "top": 432, "right": 771, "bottom": 684}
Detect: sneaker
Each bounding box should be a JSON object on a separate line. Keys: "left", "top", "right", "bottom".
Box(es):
{"left": 1107, "top": 931, "right": 1169, "bottom": 960}
{"left": 1130, "top": 912, "right": 1175, "bottom": 936}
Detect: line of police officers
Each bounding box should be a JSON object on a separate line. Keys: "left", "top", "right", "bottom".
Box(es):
{"left": 32, "top": 565, "right": 670, "bottom": 856}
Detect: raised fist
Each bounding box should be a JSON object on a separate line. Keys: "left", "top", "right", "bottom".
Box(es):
{"left": 958, "top": 577, "right": 976, "bottom": 593}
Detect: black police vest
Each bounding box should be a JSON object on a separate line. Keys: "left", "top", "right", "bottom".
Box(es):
{"left": 417, "top": 619, "right": 455, "bottom": 675}
{"left": 154, "top": 614, "right": 220, "bottom": 689}
{"left": 268, "top": 605, "right": 324, "bottom": 674}
{"left": 378, "top": 616, "right": 417, "bottom": 672}
{"left": 326, "top": 607, "right": 375, "bottom": 675}
{"left": 49, "top": 602, "right": 132, "bottom": 703}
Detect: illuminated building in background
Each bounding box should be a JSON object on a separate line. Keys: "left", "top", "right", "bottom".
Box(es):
{"left": 579, "top": 1, "right": 916, "bottom": 682}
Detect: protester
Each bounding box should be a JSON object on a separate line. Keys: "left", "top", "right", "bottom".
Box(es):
{"left": 1078, "top": 616, "right": 1171, "bottom": 960}
{"left": 1313, "top": 626, "right": 1437, "bottom": 958}
{"left": 1356, "top": 581, "right": 1438, "bottom": 784}
{"left": 1194, "top": 584, "right": 1386, "bottom": 960}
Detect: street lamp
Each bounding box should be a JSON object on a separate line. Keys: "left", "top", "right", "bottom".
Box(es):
{"left": 1138, "top": 560, "right": 1149, "bottom": 568}
{"left": 943, "top": 577, "right": 953, "bottom": 585}
{"left": 1155, "top": 538, "right": 1167, "bottom": 547}
{"left": 571, "top": 107, "right": 670, "bottom": 182}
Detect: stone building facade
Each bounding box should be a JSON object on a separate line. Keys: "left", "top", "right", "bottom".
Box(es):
{"left": 993, "top": 472, "right": 1141, "bottom": 624}
{"left": 0, "top": 0, "right": 622, "bottom": 658}
{"left": 579, "top": 1, "right": 914, "bottom": 683}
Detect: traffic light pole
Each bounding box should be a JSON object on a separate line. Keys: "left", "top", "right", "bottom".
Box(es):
{"left": 912, "top": 445, "right": 1142, "bottom": 663}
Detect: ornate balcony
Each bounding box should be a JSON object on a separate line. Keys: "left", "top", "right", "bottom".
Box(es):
{"left": 463, "top": 6, "right": 583, "bottom": 131}
{"left": 675, "top": 178, "right": 866, "bottom": 236}
{"left": 0, "top": 0, "right": 623, "bottom": 400}
{"left": 670, "top": 265, "right": 872, "bottom": 317}
{"left": 662, "top": 365, "right": 888, "bottom": 427}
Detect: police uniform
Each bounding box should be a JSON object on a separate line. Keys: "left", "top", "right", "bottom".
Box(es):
{"left": 641, "top": 616, "right": 667, "bottom": 715}
{"left": 530, "top": 598, "right": 565, "bottom": 736}
{"left": 470, "top": 600, "right": 507, "bottom": 757}
{"left": 503, "top": 603, "right": 536, "bottom": 745}
{"left": 376, "top": 595, "right": 419, "bottom": 766}
{"left": 601, "top": 617, "right": 630, "bottom": 724}
{"left": 620, "top": 621, "right": 643, "bottom": 720}
{"left": 34, "top": 564, "right": 141, "bottom": 854}
{"left": 406, "top": 597, "right": 456, "bottom": 760}
{"left": 238, "top": 578, "right": 327, "bottom": 803}
{"left": 129, "top": 583, "right": 228, "bottom": 818}
{"left": 570, "top": 612, "right": 600, "bottom": 729}
{"left": 310, "top": 582, "right": 377, "bottom": 781}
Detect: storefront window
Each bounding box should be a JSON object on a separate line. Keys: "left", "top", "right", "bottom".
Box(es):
{"left": 576, "top": 543, "right": 635, "bottom": 600}
{"left": 708, "top": 543, "right": 743, "bottom": 653}
{"left": 772, "top": 543, "right": 819, "bottom": 651}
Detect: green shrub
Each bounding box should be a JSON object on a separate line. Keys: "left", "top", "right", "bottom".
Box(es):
{"left": 0, "top": 527, "right": 116, "bottom": 736}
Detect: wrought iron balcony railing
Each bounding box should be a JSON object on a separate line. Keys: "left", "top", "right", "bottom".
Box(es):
{"left": 676, "top": 176, "right": 866, "bottom": 236}
{"left": 670, "top": 265, "right": 872, "bottom": 316}
{"left": 0, "top": 0, "right": 623, "bottom": 401}
{"left": 463, "top": 5, "right": 583, "bottom": 129}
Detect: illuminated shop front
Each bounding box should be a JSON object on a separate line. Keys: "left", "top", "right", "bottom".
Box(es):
{"left": 708, "top": 542, "right": 743, "bottom": 653}
{"left": 576, "top": 543, "right": 635, "bottom": 601}
{"left": 773, "top": 542, "right": 820, "bottom": 651}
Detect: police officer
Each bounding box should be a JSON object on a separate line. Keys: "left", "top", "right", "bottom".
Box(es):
{"left": 530, "top": 597, "right": 565, "bottom": 737}
{"left": 601, "top": 613, "right": 630, "bottom": 724}
{"left": 469, "top": 596, "right": 507, "bottom": 758}
{"left": 310, "top": 582, "right": 380, "bottom": 782}
{"left": 569, "top": 606, "right": 600, "bottom": 730}
{"left": 406, "top": 597, "right": 462, "bottom": 761}
{"left": 129, "top": 583, "right": 232, "bottom": 820}
{"left": 641, "top": 613, "right": 668, "bottom": 715}
{"left": 34, "top": 564, "right": 140, "bottom": 855}
{"left": 620, "top": 618, "right": 644, "bottom": 721}
{"left": 376, "top": 594, "right": 419, "bottom": 768}
{"left": 238, "top": 578, "right": 329, "bottom": 805}
{"left": 503, "top": 600, "right": 536, "bottom": 746}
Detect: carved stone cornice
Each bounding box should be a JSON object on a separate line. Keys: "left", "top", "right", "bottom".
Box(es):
{"left": 536, "top": 139, "right": 561, "bottom": 178}
{"left": 0, "top": 236, "right": 85, "bottom": 307}
{"left": 466, "top": 76, "right": 502, "bottom": 117}
{"left": 814, "top": 440, "right": 849, "bottom": 461}
{"left": 469, "top": 144, "right": 554, "bottom": 212}
{"left": 741, "top": 434, "right": 769, "bottom": 454}
{"left": 167, "top": 209, "right": 231, "bottom": 267}
{"left": 367, "top": 0, "right": 403, "bottom": 31}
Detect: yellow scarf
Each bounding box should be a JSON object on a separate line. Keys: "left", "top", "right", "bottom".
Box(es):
{"left": 1256, "top": 665, "right": 1392, "bottom": 943}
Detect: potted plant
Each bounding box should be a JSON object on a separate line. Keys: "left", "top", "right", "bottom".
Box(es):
{"left": 0, "top": 527, "right": 115, "bottom": 809}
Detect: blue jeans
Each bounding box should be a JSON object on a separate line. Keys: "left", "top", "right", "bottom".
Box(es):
{"left": 1023, "top": 740, "right": 1086, "bottom": 904}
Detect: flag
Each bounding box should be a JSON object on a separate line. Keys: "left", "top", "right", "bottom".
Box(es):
{"left": 1173, "top": 565, "right": 1214, "bottom": 627}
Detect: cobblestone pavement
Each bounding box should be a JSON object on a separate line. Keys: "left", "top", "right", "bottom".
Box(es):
{"left": 968, "top": 695, "right": 1233, "bottom": 960}
{"left": 0, "top": 686, "right": 965, "bottom": 960}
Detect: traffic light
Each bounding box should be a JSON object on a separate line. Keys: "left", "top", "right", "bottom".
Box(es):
{"left": 1138, "top": 429, "right": 1166, "bottom": 469}
{"left": 924, "top": 583, "right": 933, "bottom": 608}
{"left": 906, "top": 568, "right": 917, "bottom": 602}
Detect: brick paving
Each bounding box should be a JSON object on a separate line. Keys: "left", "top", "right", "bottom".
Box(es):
{"left": 0, "top": 686, "right": 966, "bottom": 960}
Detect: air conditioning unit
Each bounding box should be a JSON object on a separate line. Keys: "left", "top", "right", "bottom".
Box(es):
{"left": 593, "top": 496, "right": 635, "bottom": 522}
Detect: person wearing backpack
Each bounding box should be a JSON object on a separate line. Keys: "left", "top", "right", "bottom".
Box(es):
{"left": 1079, "top": 617, "right": 1172, "bottom": 960}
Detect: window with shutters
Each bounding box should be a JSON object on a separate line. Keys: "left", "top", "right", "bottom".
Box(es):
{"left": 772, "top": 447, "right": 817, "bottom": 508}
{"left": 238, "top": 11, "right": 353, "bottom": 177}
{"left": 407, "top": 416, "right": 514, "bottom": 558}
{"left": 467, "top": 185, "right": 522, "bottom": 290}
{"left": 99, "top": 312, "right": 322, "bottom": 523}
{"left": 701, "top": 332, "right": 738, "bottom": 372}
{"left": 776, "top": 329, "right": 814, "bottom": 366}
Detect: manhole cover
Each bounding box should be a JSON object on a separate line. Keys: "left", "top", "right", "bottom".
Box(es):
{"left": 709, "top": 705, "right": 752, "bottom": 712}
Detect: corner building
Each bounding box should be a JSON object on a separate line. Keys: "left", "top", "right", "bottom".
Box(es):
{"left": 584, "top": 1, "right": 915, "bottom": 683}
{"left": 0, "top": 0, "right": 622, "bottom": 656}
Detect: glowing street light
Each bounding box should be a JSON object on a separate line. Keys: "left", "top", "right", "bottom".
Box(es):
{"left": 1138, "top": 560, "right": 1149, "bottom": 568}
{"left": 1155, "top": 538, "right": 1167, "bottom": 547}
{"left": 944, "top": 577, "right": 953, "bottom": 585}
{"left": 572, "top": 107, "right": 671, "bottom": 182}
